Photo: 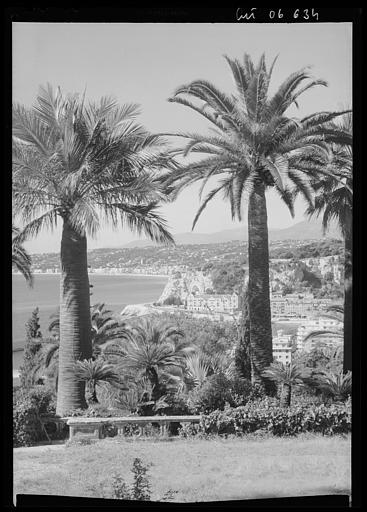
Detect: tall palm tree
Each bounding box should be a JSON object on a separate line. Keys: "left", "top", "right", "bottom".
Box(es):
{"left": 161, "top": 53, "right": 351, "bottom": 388}
{"left": 13, "top": 85, "right": 174, "bottom": 415}
{"left": 104, "top": 317, "right": 193, "bottom": 400}
{"left": 306, "top": 113, "right": 352, "bottom": 372}
{"left": 12, "top": 225, "right": 33, "bottom": 286}
{"left": 262, "top": 361, "right": 312, "bottom": 407}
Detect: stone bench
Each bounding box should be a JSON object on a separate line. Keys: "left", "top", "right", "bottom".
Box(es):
{"left": 39, "top": 415, "right": 68, "bottom": 434}
{"left": 66, "top": 415, "right": 201, "bottom": 439}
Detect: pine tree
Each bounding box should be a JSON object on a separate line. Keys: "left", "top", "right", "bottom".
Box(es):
{"left": 19, "top": 307, "right": 43, "bottom": 388}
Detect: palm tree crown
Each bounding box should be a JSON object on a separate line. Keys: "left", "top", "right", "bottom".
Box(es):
{"left": 263, "top": 361, "right": 311, "bottom": 386}
{"left": 13, "top": 84, "right": 175, "bottom": 244}
{"left": 73, "top": 358, "right": 126, "bottom": 404}
{"left": 311, "top": 369, "right": 352, "bottom": 402}
{"left": 262, "top": 361, "right": 311, "bottom": 406}
{"left": 163, "top": 54, "right": 350, "bottom": 222}
{"left": 306, "top": 112, "right": 352, "bottom": 237}
{"left": 105, "top": 317, "right": 194, "bottom": 399}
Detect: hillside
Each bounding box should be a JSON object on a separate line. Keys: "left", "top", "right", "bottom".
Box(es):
{"left": 124, "top": 219, "right": 341, "bottom": 248}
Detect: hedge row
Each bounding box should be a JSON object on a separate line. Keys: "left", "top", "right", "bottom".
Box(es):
{"left": 179, "top": 398, "right": 351, "bottom": 437}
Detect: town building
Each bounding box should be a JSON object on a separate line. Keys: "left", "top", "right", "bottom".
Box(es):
{"left": 270, "top": 293, "right": 332, "bottom": 319}
{"left": 272, "top": 330, "right": 293, "bottom": 365}
{"left": 186, "top": 292, "right": 239, "bottom": 313}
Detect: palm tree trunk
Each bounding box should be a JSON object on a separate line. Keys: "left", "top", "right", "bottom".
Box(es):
{"left": 88, "top": 381, "right": 98, "bottom": 404}
{"left": 247, "top": 181, "right": 273, "bottom": 391}
{"left": 56, "top": 220, "right": 92, "bottom": 416}
{"left": 280, "top": 383, "right": 291, "bottom": 407}
{"left": 343, "top": 212, "right": 352, "bottom": 373}
{"left": 235, "top": 288, "right": 251, "bottom": 380}
{"left": 148, "top": 368, "right": 160, "bottom": 402}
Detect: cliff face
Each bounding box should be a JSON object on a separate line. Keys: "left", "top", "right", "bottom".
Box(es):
{"left": 157, "top": 271, "right": 214, "bottom": 304}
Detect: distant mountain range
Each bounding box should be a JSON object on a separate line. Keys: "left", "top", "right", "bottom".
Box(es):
{"left": 124, "top": 219, "right": 341, "bottom": 248}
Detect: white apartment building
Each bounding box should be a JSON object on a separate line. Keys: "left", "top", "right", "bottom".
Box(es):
{"left": 186, "top": 292, "right": 239, "bottom": 313}
{"left": 271, "top": 294, "right": 331, "bottom": 318}
{"left": 272, "top": 330, "right": 293, "bottom": 365}
{"left": 295, "top": 317, "right": 343, "bottom": 352}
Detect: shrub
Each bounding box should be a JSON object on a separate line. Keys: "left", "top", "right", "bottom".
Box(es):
{"left": 187, "top": 374, "right": 233, "bottom": 413}
{"left": 13, "top": 392, "right": 38, "bottom": 447}
{"left": 194, "top": 399, "right": 351, "bottom": 437}
{"left": 187, "top": 374, "right": 265, "bottom": 414}
{"left": 231, "top": 380, "right": 266, "bottom": 407}
{"left": 13, "top": 385, "right": 56, "bottom": 447}
{"left": 27, "top": 385, "right": 56, "bottom": 415}
{"left": 159, "top": 392, "right": 191, "bottom": 416}
{"left": 100, "top": 458, "right": 177, "bottom": 502}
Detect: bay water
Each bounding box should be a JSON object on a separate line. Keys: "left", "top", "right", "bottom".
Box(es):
{"left": 12, "top": 273, "right": 168, "bottom": 372}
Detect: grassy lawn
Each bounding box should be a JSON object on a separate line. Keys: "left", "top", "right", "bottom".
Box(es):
{"left": 13, "top": 434, "right": 351, "bottom": 503}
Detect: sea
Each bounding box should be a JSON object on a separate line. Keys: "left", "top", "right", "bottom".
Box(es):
{"left": 12, "top": 273, "right": 168, "bottom": 372}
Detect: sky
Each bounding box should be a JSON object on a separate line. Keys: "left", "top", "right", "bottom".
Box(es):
{"left": 12, "top": 22, "right": 352, "bottom": 253}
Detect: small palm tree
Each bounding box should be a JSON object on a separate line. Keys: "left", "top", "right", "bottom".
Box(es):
{"left": 73, "top": 358, "right": 126, "bottom": 404}
{"left": 12, "top": 225, "right": 33, "bottom": 286}
{"left": 13, "top": 85, "right": 175, "bottom": 415}
{"left": 184, "top": 353, "right": 212, "bottom": 389}
{"left": 310, "top": 369, "right": 352, "bottom": 402}
{"left": 162, "top": 53, "right": 350, "bottom": 387}
{"left": 106, "top": 317, "right": 193, "bottom": 401}
{"left": 183, "top": 350, "right": 237, "bottom": 391}
{"left": 262, "top": 361, "right": 312, "bottom": 407}
{"left": 114, "top": 377, "right": 152, "bottom": 414}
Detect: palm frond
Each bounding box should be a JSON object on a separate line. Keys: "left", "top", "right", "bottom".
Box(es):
{"left": 303, "top": 329, "right": 343, "bottom": 344}
{"left": 172, "top": 80, "right": 237, "bottom": 116}
{"left": 223, "top": 55, "right": 249, "bottom": 102}
{"left": 192, "top": 181, "right": 228, "bottom": 230}
{"left": 12, "top": 230, "right": 33, "bottom": 286}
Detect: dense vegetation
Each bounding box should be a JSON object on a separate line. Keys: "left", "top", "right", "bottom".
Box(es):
{"left": 182, "top": 398, "right": 351, "bottom": 437}
{"left": 14, "top": 306, "right": 351, "bottom": 446}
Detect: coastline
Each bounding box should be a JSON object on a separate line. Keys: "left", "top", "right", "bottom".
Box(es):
{"left": 12, "top": 273, "right": 169, "bottom": 375}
